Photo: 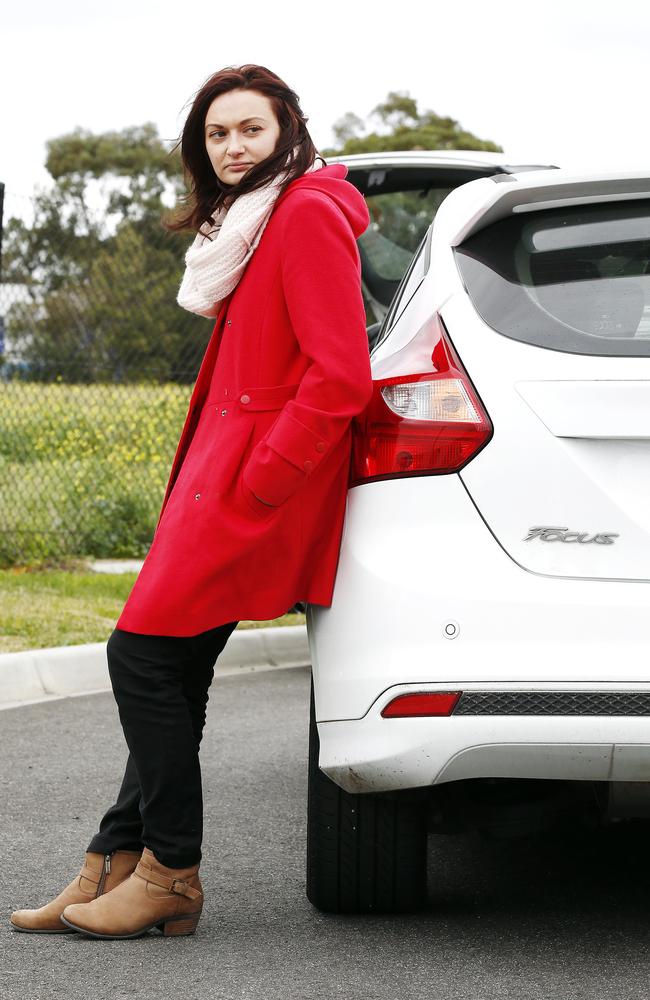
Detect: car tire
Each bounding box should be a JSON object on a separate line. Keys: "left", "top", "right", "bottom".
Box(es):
{"left": 306, "top": 676, "right": 428, "bottom": 914}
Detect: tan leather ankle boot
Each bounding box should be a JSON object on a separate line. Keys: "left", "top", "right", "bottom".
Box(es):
{"left": 60, "top": 847, "right": 203, "bottom": 939}
{"left": 10, "top": 850, "right": 142, "bottom": 933}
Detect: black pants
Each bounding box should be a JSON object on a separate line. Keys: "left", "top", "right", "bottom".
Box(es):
{"left": 86, "top": 621, "right": 239, "bottom": 869}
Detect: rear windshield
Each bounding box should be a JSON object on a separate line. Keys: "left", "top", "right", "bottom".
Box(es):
{"left": 359, "top": 185, "right": 455, "bottom": 324}
{"left": 454, "top": 199, "right": 650, "bottom": 356}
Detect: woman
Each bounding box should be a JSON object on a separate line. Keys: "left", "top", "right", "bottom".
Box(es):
{"left": 10, "top": 64, "right": 373, "bottom": 940}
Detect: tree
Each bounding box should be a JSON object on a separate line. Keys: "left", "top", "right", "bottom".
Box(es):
{"left": 324, "top": 90, "right": 503, "bottom": 156}
{"left": 3, "top": 123, "right": 210, "bottom": 382}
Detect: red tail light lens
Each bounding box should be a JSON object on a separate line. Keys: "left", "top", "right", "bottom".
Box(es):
{"left": 381, "top": 691, "right": 462, "bottom": 718}
{"left": 351, "top": 312, "right": 492, "bottom": 484}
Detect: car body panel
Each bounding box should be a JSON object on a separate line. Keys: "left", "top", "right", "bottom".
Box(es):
{"left": 445, "top": 290, "right": 650, "bottom": 581}
{"left": 306, "top": 475, "right": 650, "bottom": 721}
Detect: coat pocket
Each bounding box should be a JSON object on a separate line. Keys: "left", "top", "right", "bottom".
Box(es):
{"left": 238, "top": 474, "right": 280, "bottom": 519}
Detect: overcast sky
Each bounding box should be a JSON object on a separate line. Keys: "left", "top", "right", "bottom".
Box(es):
{"left": 2, "top": 0, "right": 649, "bottom": 213}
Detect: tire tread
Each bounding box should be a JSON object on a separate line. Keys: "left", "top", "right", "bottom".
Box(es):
{"left": 306, "top": 677, "right": 427, "bottom": 913}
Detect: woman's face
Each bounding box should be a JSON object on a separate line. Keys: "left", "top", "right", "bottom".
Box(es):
{"left": 204, "top": 88, "right": 282, "bottom": 185}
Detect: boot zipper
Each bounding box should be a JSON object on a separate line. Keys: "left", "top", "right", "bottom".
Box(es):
{"left": 96, "top": 853, "right": 112, "bottom": 898}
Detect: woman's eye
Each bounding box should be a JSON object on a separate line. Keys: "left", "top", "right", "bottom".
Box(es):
{"left": 208, "top": 127, "right": 261, "bottom": 139}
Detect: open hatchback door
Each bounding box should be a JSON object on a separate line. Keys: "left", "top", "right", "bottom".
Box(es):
{"left": 327, "top": 150, "right": 559, "bottom": 343}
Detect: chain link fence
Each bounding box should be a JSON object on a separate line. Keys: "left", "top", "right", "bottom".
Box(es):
{"left": 0, "top": 183, "right": 214, "bottom": 567}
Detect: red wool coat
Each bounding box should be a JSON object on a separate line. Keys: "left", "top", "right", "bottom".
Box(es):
{"left": 116, "top": 163, "right": 374, "bottom": 636}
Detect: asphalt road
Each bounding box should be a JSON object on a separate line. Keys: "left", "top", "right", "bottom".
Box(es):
{"left": 2, "top": 666, "right": 650, "bottom": 1000}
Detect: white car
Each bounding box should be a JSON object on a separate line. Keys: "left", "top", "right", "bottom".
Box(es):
{"left": 306, "top": 154, "right": 650, "bottom": 913}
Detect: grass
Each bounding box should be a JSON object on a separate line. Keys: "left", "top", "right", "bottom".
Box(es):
{"left": 0, "top": 561, "right": 306, "bottom": 654}
{"left": 0, "top": 381, "right": 190, "bottom": 565}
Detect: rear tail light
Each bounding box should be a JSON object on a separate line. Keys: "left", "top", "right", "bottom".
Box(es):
{"left": 381, "top": 691, "right": 462, "bottom": 718}
{"left": 351, "top": 312, "right": 492, "bottom": 484}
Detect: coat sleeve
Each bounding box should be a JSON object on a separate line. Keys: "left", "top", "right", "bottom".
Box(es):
{"left": 241, "top": 190, "right": 374, "bottom": 507}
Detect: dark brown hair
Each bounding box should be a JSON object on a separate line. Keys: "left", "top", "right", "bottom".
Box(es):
{"left": 163, "top": 64, "right": 326, "bottom": 236}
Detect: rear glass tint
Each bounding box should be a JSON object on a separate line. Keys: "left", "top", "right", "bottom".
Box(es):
{"left": 454, "top": 199, "right": 650, "bottom": 356}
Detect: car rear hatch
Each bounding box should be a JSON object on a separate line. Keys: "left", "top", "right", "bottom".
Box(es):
{"left": 330, "top": 152, "right": 559, "bottom": 333}
{"left": 442, "top": 169, "right": 650, "bottom": 581}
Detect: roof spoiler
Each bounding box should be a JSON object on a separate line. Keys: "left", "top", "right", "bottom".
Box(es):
{"left": 450, "top": 168, "right": 650, "bottom": 245}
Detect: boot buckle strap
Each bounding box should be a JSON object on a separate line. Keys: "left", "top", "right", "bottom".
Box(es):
{"left": 170, "top": 878, "right": 194, "bottom": 898}
{"left": 134, "top": 862, "right": 201, "bottom": 900}
{"left": 169, "top": 877, "right": 201, "bottom": 901}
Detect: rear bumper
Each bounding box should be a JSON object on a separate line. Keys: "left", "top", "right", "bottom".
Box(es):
{"left": 307, "top": 475, "right": 650, "bottom": 722}
{"left": 317, "top": 681, "right": 650, "bottom": 793}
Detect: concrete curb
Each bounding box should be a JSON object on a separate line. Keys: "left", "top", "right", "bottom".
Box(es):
{"left": 0, "top": 625, "right": 311, "bottom": 711}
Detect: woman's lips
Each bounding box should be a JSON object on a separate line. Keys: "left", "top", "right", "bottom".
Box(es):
{"left": 228, "top": 163, "right": 252, "bottom": 171}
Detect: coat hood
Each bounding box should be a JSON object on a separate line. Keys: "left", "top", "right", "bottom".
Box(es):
{"left": 276, "top": 163, "right": 369, "bottom": 239}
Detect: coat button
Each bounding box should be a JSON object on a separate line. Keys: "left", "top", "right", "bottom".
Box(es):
{"left": 240, "top": 394, "right": 250, "bottom": 404}
{"left": 227, "top": 319, "right": 232, "bottom": 325}
{"left": 304, "top": 460, "right": 314, "bottom": 472}
{"left": 194, "top": 493, "right": 201, "bottom": 500}
{"left": 315, "top": 441, "right": 326, "bottom": 452}
{"left": 221, "top": 409, "right": 227, "bottom": 416}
